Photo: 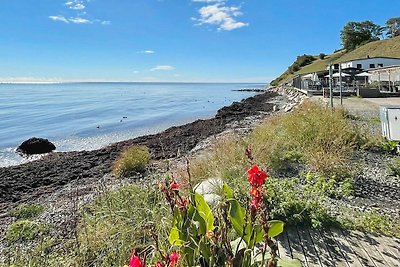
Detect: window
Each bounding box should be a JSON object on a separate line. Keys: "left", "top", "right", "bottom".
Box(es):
{"left": 369, "top": 64, "right": 375, "bottom": 68}
{"left": 334, "top": 64, "right": 339, "bottom": 69}
{"left": 357, "top": 64, "right": 362, "bottom": 69}
{"left": 378, "top": 64, "right": 383, "bottom": 67}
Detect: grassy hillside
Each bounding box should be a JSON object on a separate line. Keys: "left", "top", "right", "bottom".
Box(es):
{"left": 336, "top": 36, "right": 400, "bottom": 62}
{"left": 271, "top": 37, "right": 400, "bottom": 86}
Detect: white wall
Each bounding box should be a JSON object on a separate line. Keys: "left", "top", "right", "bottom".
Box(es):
{"left": 370, "top": 69, "right": 400, "bottom": 82}
{"left": 341, "top": 58, "right": 400, "bottom": 70}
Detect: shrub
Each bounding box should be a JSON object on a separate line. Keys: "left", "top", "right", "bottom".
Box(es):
{"left": 9, "top": 203, "right": 44, "bottom": 220}
{"left": 319, "top": 53, "right": 326, "bottom": 59}
{"left": 387, "top": 157, "right": 400, "bottom": 177}
{"left": 112, "top": 145, "right": 151, "bottom": 177}
{"left": 6, "top": 220, "right": 49, "bottom": 243}
{"left": 379, "top": 140, "right": 399, "bottom": 153}
{"left": 250, "top": 101, "right": 360, "bottom": 176}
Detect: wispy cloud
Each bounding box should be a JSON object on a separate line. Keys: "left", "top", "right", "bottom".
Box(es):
{"left": 137, "top": 50, "right": 156, "bottom": 54}
{"left": 49, "top": 0, "right": 110, "bottom": 25}
{"left": 150, "top": 65, "right": 175, "bottom": 71}
{"left": 49, "top": 15, "right": 70, "bottom": 23}
{"left": 192, "top": 1, "right": 248, "bottom": 31}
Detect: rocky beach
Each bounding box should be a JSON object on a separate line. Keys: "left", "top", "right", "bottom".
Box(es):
{"left": 0, "top": 90, "right": 296, "bottom": 211}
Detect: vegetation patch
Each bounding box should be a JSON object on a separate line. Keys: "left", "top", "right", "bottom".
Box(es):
{"left": 387, "top": 157, "right": 400, "bottom": 178}
{"left": 6, "top": 220, "right": 49, "bottom": 243}
{"left": 76, "top": 184, "right": 169, "bottom": 266}
{"left": 112, "top": 145, "right": 151, "bottom": 177}
{"left": 9, "top": 203, "right": 44, "bottom": 220}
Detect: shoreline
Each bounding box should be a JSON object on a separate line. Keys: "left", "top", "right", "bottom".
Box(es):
{"left": 0, "top": 90, "right": 289, "bottom": 210}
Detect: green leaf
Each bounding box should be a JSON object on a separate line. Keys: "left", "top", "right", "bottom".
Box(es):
{"left": 194, "top": 193, "right": 215, "bottom": 231}
{"left": 227, "top": 199, "right": 246, "bottom": 237}
{"left": 268, "top": 220, "right": 285, "bottom": 238}
{"left": 223, "top": 183, "right": 234, "bottom": 199}
{"left": 168, "top": 226, "right": 183, "bottom": 246}
{"left": 277, "top": 259, "right": 302, "bottom": 267}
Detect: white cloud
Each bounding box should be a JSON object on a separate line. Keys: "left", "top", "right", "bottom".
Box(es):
{"left": 66, "top": 0, "right": 86, "bottom": 10}
{"left": 194, "top": 2, "right": 248, "bottom": 31}
{"left": 138, "top": 50, "right": 155, "bottom": 54}
{"left": 49, "top": 0, "right": 110, "bottom": 25}
{"left": 49, "top": 15, "right": 92, "bottom": 24}
{"left": 150, "top": 65, "right": 176, "bottom": 71}
{"left": 69, "top": 17, "right": 91, "bottom": 24}
{"left": 49, "top": 15, "right": 70, "bottom": 23}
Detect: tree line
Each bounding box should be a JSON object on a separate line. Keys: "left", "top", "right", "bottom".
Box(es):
{"left": 341, "top": 17, "right": 400, "bottom": 51}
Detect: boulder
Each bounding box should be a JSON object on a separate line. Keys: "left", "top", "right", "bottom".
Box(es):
{"left": 17, "top": 137, "right": 56, "bottom": 155}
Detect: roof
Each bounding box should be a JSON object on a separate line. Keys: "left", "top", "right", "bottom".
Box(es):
{"left": 369, "top": 65, "right": 400, "bottom": 72}
{"left": 339, "top": 56, "right": 400, "bottom": 63}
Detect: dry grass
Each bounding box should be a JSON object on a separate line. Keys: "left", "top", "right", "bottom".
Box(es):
{"left": 112, "top": 145, "right": 151, "bottom": 177}
{"left": 189, "top": 101, "right": 363, "bottom": 180}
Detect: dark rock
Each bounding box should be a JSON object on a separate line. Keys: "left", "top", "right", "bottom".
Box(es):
{"left": 17, "top": 137, "right": 56, "bottom": 155}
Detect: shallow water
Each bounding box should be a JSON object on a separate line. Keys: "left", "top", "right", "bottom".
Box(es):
{"left": 0, "top": 82, "right": 263, "bottom": 166}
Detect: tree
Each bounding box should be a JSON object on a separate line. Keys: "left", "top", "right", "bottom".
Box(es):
{"left": 340, "top": 21, "right": 384, "bottom": 51}
{"left": 386, "top": 17, "right": 400, "bottom": 38}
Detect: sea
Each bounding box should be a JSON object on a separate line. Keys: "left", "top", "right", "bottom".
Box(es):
{"left": 0, "top": 82, "right": 265, "bottom": 167}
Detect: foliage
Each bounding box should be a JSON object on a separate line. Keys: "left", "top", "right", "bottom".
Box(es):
{"left": 9, "top": 203, "right": 44, "bottom": 220}
{"left": 378, "top": 140, "right": 399, "bottom": 153}
{"left": 318, "top": 53, "right": 326, "bottom": 60}
{"left": 6, "top": 220, "right": 49, "bottom": 243}
{"left": 139, "top": 166, "right": 301, "bottom": 267}
{"left": 386, "top": 17, "right": 400, "bottom": 38}
{"left": 250, "top": 101, "right": 362, "bottom": 176}
{"left": 339, "top": 209, "right": 400, "bottom": 238}
{"left": 340, "top": 20, "right": 383, "bottom": 51}
{"left": 77, "top": 184, "right": 169, "bottom": 266}
{"left": 112, "top": 145, "right": 151, "bottom": 177}
{"left": 387, "top": 157, "right": 400, "bottom": 177}
{"left": 270, "top": 54, "right": 316, "bottom": 85}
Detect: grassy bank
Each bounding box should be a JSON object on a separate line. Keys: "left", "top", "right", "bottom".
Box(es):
{"left": 2, "top": 100, "right": 399, "bottom": 267}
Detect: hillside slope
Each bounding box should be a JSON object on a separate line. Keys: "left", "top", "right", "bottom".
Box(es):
{"left": 271, "top": 37, "right": 400, "bottom": 86}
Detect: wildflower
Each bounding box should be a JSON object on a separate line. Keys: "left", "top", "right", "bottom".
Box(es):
{"left": 206, "top": 230, "right": 214, "bottom": 239}
{"left": 155, "top": 262, "right": 164, "bottom": 267}
{"left": 247, "top": 165, "right": 268, "bottom": 187}
{"left": 250, "top": 194, "right": 263, "bottom": 212}
{"left": 176, "top": 197, "right": 189, "bottom": 209}
{"left": 250, "top": 186, "right": 263, "bottom": 198}
{"left": 168, "top": 251, "right": 180, "bottom": 267}
{"left": 129, "top": 250, "right": 144, "bottom": 267}
{"left": 169, "top": 179, "right": 181, "bottom": 190}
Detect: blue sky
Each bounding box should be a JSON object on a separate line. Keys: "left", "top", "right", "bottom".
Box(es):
{"left": 0, "top": 0, "right": 398, "bottom": 83}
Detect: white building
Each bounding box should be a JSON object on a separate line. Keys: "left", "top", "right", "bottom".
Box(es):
{"left": 330, "top": 57, "right": 400, "bottom": 71}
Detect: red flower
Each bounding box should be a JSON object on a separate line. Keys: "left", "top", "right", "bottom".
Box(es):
{"left": 247, "top": 165, "right": 268, "bottom": 187}
{"left": 168, "top": 251, "right": 180, "bottom": 267}
{"left": 169, "top": 179, "right": 181, "bottom": 190}
{"left": 155, "top": 262, "right": 164, "bottom": 267}
{"left": 250, "top": 194, "right": 263, "bottom": 211}
{"left": 129, "top": 250, "right": 144, "bottom": 267}
{"left": 250, "top": 186, "right": 263, "bottom": 198}
{"left": 176, "top": 197, "right": 189, "bottom": 209}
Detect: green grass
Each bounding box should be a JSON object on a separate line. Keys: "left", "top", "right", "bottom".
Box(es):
{"left": 9, "top": 203, "right": 44, "bottom": 220}
{"left": 335, "top": 36, "right": 400, "bottom": 62}
{"left": 271, "top": 36, "right": 400, "bottom": 85}
{"left": 387, "top": 157, "right": 400, "bottom": 177}
{"left": 339, "top": 209, "right": 400, "bottom": 238}
{"left": 76, "top": 184, "right": 170, "bottom": 266}
{"left": 112, "top": 145, "right": 151, "bottom": 177}
{"left": 6, "top": 220, "right": 49, "bottom": 243}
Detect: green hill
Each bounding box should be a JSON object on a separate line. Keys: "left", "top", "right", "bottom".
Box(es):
{"left": 271, "top": 36, "right": 400, "bottom": 86}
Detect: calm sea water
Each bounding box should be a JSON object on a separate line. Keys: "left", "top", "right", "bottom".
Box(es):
{"left": 0, "top": 82, "right": 264, "bottom": 167}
